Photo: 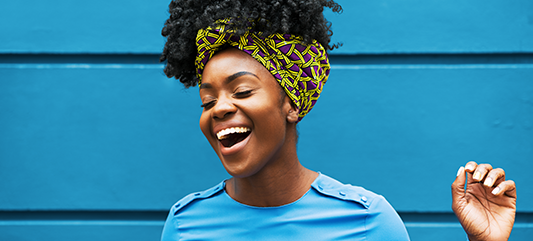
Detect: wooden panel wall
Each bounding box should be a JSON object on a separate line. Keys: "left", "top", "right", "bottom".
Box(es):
{"left": 1, "top": 0, "right": 532, "bottom": 240}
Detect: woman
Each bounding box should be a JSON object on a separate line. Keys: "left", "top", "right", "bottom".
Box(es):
{"left": 159, "top": 1, "right": 517, "bottom": 240}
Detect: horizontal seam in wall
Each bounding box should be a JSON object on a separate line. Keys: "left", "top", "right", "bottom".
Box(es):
{"left": 1, "top": 211, "right": 532, "bottom": 224}
{"left": 0, "top": 64, "right": 164, "bottom": 69}
{"left": 2, "top": 64, "right": 533, "bottom": 70}
{"left": 2, "top": 53, "right": 533, "bottom": 65}
{"left": 331, "top": 64, "right": 533, "bottom": 69}
{"left": 0, "top": 221, "right": 164, "bottom": 226}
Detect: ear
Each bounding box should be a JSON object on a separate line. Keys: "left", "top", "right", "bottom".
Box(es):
{"left": 284, "top": 96, "right": 299, "bottom": 123}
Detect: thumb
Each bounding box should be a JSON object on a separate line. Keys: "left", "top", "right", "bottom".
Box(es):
{"left": 451, "top": 166, "right": 466, "bottom": 211}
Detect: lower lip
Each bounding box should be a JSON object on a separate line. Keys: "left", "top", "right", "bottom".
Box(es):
{"left": 219, "top": 133, "right": 252, "bottom": 156}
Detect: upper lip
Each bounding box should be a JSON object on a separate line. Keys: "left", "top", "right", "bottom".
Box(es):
{"left": 213, "top": 122, "right": 252, "bottom": 140}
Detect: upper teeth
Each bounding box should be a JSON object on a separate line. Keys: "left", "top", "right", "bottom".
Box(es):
{"left": 216, "top": 127, "right": 251, "bottom": 140}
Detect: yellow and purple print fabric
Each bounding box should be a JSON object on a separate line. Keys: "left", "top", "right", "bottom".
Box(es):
{"left": 195, "top": 19, "right": 330, "bottom": 121}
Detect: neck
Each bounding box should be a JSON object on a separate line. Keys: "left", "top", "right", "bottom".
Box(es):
{"left": 226, "top": 160, "right": 317, "bottom": 207}
{"left": 225, "top": 127, "right": 318, "bottom": 207}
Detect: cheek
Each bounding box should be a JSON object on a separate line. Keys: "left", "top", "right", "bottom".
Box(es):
{"left": 247, "top": 103, "right": 286, "bottom": 139}
{"left": 199, "top": 112, "right": 211, "bottom": 139}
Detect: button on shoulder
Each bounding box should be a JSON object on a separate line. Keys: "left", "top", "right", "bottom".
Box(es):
{"left": 172, "top": 181, "right": 225, "bottom": 215}
{"left": 311, "top": 173, "right": 380, "bottom": 209}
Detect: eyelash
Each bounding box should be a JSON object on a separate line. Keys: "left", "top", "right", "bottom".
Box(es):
{"left": 233, "top": 90, "right": 253, "bottom": 97}
{"left": 200, "top": 90, "right": 254, "bottom": 109}
{"left": 200, "top": 101, "right": 215, "bottom": 108}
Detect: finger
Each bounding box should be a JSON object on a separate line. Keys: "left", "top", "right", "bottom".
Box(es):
{"left": 451, "top": 166, "right": 466, "bottom": 211}
{"left": 492, "top": 180, "right": 517, "bottom": 198}
{"left": 464, "top": 161, "right": 478, "bottom": 172}
{"left": 483, "top": 168, "right": 505, "bottom": 187}
{"left": 464, "top": 161, "right": 478, "bottom": 185}
{"left": 471, "top": 163, "right": 493, "bottom": 182}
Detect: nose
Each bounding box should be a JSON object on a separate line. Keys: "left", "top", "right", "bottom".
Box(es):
{"left": 212, "top": 95, "right": 237, "bottom": 119}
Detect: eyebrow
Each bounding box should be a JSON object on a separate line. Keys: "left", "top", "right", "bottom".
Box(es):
{"left": 200, "top": 71, "right": 259, "bottom": 89}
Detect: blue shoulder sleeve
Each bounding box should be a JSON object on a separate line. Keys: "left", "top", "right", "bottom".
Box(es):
{"left": 161, "top": 205, "right": 180, "bottom": 241}
{"left": 160, "top": 181, "right": 225, "bottom": 241}
{"left": 364, "top": 195, "right": 411, "bottom": 241}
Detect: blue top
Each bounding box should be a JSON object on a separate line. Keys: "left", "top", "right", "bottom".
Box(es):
{"left": 161, "top": 173, "right": 410, "bottom": 240}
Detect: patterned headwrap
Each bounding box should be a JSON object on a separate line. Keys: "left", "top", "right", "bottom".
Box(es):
{"left": 195, "top": 18, "right": 330, "bottom": 121}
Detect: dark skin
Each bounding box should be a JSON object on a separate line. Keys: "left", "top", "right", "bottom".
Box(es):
{"left": 199, "top": 48, "right": 317, "bottom": 207}
{"left": 452, "top": 161, "right": 517, "bottom": 241}
{"left": 199, "top": 48, "right": 517, "bottom": 239}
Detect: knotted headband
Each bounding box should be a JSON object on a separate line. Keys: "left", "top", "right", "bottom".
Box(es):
{"left": 195, "top": 18, "right": 330, "bottom": 121}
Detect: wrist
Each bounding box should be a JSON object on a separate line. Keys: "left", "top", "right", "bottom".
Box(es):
{"left": 466, "top": 233, "right": 481, "bottom": 241}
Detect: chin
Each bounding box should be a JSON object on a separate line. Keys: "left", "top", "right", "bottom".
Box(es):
{"left": 219, "top": 156, "right": 266, "bottom": 179}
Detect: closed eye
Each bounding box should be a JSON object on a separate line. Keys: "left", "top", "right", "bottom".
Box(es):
{"left": 233, "top": 90, "right": 253, "bottom": 98}
{"left": 200, "top": 100, "right": 216, "bottom": 109}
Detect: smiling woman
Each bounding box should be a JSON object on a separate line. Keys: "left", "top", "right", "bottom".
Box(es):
{"left": 159, "top": 1, "right": 517, "bottom": 241}
{"left": 199, "top": 48, "right": 299, "bottom": 181}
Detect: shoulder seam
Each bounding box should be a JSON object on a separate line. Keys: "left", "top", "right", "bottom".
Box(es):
{"left": 312, "top": 173, "right": 377, "bottom": 209}
{"left": 172, "top": 181, "right": 225, "bottom": 215}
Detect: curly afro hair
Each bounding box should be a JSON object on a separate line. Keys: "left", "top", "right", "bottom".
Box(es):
{"left": 160, "top": 0, "right": 342, "bottom": 87}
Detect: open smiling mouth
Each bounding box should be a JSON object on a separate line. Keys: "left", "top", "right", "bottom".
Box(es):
{"left": 216, "top": 127, "right": 252, "bottom": 148}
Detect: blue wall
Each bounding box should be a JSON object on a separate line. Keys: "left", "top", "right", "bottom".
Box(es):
{"left": 1, "top": 0, "right": 532, "bottom": 240}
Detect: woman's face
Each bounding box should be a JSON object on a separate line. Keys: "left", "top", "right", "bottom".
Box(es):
{"left": 199, "top": 48, "right": 297, "bottom": 178}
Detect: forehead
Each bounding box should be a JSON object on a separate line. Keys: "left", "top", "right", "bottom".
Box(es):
{"left": 202, "top": 49, "right": 266, "bottom": 80}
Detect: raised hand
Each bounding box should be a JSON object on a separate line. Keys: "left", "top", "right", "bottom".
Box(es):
{"left": 451, "top": 161, "right": 517, "bottom": 241}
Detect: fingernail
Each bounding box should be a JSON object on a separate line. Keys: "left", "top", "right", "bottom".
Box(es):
{"left": 492, "top": 187, "right": 501, "bottom": 195}
{"left": 456, "top": 166, "right": 464, "bottom": 177}
{"left": 484, "top": 177, "right": 493, "bottom": 187}
{"left": 465, "top": 164, "right": 474, "bottom": 171}
{"left": 473, "top": 172, "right": 481, "bottom": 181}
